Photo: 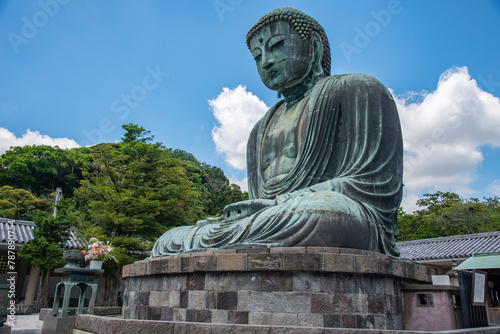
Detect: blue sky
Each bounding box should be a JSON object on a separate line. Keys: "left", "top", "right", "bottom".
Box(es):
{"left": 1, "top": 0, "right": 499, "bottom": 211}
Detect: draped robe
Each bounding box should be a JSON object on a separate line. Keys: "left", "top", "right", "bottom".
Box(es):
{"left": 151, "top": 73, "right": 403, "bottom": 257}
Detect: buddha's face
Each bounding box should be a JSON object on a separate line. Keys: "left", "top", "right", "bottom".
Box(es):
{"left": 250, "top": 21, "right": 313, "bottom": 92}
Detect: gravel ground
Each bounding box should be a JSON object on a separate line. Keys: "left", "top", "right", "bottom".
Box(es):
{"left": 6, "top": 313, "right": 40, "bottom": 333}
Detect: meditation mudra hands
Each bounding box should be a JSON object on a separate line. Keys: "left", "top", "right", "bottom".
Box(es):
{"left": 195, "top": 191, "right": 310, "bottom": 226}
{"left": 220, "top": 186, "right": 321, "bottom": 222}
{"left": 222, "top": 199, "right": 276, "bottom": 223}
{"left": 220, "top": 187, "right": 322, "bottom": 223}
{"left": 195, "top": 199, "right": 276, "bottom": 226}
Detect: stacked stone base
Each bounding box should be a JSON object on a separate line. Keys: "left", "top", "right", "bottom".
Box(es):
{"left": 72, "top": 315, "right": 500, "bottom": 334}
{"left": 122, "top": 247, "right": 433, "bottom": 330}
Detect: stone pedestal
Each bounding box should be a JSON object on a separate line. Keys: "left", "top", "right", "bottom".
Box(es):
{"left": 122, "top": 247, "right": 433, "bottom": 330}
{"left": 41, "top": 315, "right": 76, "bottom": 334}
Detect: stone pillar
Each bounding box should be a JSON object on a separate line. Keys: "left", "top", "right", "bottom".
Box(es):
{"left": 95, "top": 275, "right": 105, "bottom": 306}
{"left": 15, "top": 260, "right": 29, "bottom": 302}
{"left": 25, "top": 266, "right": 40, "bottom": 304}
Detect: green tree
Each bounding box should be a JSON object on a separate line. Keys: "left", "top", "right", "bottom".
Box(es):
{"left": 75, "top": 136, "right": 205, "bottom": 261}
{"left": 167, "top": 149, "right": 212, "bottom": 216}
{"left": 0, "top": 145, "right": 91, "bottom": 197}
{"left": 75, "top": 125, "right": 209, "bottom": 306}
{"left": 169, "top": 148, "right": 248, "bottom": 216}
{"left": 18, "top": 202, "right": 72, "bottom": 312}
{"left": 212, "top": 183, "right": 248, "bottom": 216}
{"left": 482, "top": 196, "right": 500, "bottom": 232}
{"left": 397, "top": 191, "right": 500, "bottom": 241}
{"left": 75, "top": 125, "right": 249, "bottom": 259}
{"left": 121, "top": 123, "right": 154, "bottom": 143}
{"left": 0, "top": 186, "right": 52, "bottom": 220}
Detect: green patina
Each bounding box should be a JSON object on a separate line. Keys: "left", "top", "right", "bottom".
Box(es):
{"left": 152, "top": 7, "right": 403, "bottom": 257}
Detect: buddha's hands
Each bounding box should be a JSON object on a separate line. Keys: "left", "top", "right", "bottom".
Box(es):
{"left": 196, "top": 216, "right": 225, "bottom": 225}
{"left": 276, "top": 188, "right": 312, "bottom": 204}
{"left": 275, "top": 181, "right": 336, "bottom": 204}
{"left": 222, "top": 199, "right": 276, "bottom": 223}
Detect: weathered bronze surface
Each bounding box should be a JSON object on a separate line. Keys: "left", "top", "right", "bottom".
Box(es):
{"left": 152, "top": 7, "right": 403, "bottom": 257}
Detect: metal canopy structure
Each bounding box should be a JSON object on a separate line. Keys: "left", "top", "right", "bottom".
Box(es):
{"left": 455, "top": 252, "right": 500, "bottom": 270}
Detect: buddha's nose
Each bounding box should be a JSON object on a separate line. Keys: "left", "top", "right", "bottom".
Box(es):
{"left": 262, "top": 52, "right": 275, "bottom": 69}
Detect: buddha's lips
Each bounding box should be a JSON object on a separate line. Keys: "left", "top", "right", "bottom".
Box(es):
{"left": 263, "top": 69, "right": 279, "bottom": 79}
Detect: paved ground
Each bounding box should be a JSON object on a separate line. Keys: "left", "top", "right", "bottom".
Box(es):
{"left": 6, "top": 314, "right": 41, "bottom": 333}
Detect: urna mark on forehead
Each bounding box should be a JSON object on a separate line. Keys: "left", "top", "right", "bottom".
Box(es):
{"left": 249, "top": 21, "right": 295, "bottom": 49}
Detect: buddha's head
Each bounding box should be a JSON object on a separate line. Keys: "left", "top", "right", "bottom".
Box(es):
{"left": 247, "top": 8, "right": 331, "bottom": 95}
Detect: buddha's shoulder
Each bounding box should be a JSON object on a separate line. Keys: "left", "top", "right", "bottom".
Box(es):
{"left": 319, "top": 73, "right": 387, "bottom": 90}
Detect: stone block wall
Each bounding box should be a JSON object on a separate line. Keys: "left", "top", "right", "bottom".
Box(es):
{"left": 122, "top": 247, "right": 433, "bottom": 330}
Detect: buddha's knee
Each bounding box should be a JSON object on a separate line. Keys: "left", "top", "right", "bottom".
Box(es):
{"left": 298, "top": 191, "right": 365, "bottom": 219}
{"left": 293, "top": 191, "right": 376, "bottom": 249}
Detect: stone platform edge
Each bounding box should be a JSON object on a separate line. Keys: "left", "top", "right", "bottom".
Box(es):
{"left": 122, "top": 247, "right": 433, "bottom": 283}
{"left": 39, "top": 307, "right": 123, "bottom": 321}
{"left": 73, "top": 314, "right": 500, "bottom": 334}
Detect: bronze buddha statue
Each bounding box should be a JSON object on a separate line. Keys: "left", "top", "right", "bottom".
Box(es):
{"left": 152, "top": 7, "right": 403, "bottom": 257}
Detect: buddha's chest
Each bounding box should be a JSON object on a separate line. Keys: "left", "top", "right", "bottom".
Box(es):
{"left": 261, "top": 100, "right": 307, "bottom": 172}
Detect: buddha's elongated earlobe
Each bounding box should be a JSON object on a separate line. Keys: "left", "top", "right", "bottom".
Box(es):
{"left": 311, "top": 32, "right": 324, "bottom": 80}
{"left": 313, "top": 61, "right": 324, "bottom": 80}
{"left": 278, "top": 91, "right": 282, "bottom": 98}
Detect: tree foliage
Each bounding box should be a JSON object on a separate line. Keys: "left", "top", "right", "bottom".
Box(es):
{"left": 0, "top": 124, "right": 249, "bottom": 262}
{"left": 397, "top": 191, "right": 500, "bottom": 241}
{"left": 73, "top": 125, "right": 236, "bottom": 263}
{"left": 18, "top": 201, "right": 73, "bottom": 268}
{"left": 169, "top": 148, "right": 248, "bottom": 216}
{"left": 0, "top": 186, "right": 52, "bottom": 220}
{"left": 0, "top": 145, "right": 91, "bottom": 197}
{"left": 121, "top": 123, "right": 154, "bottom": 143}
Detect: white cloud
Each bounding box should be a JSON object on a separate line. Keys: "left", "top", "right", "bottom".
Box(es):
{"left": 210, "top": 85, "right": 268, "bottom": 170}
{"left": 396, "top": 67, "right": 500, "bottom": 211}
{"left": 487, "top": 180, "right": 500, "bottom": 196}
{"left": 0, "top": 128, "right": 80, "bottom": 154}
{"left": 400, "top": 192, "right": 421, "bottom": 213}
{"left": 229, "top": 177, "right": 248, "bottom": 192}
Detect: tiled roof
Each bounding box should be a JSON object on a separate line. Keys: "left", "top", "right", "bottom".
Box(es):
{"left": 397, "top": 231, "right": 500, "bottom": 261}
{"left": 0, "top": 217, "right": 83, "bottom": 249}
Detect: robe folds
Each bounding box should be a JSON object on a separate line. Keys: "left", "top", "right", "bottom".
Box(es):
{"left": 151, "top": 74, "right": 403, "bottom": 257}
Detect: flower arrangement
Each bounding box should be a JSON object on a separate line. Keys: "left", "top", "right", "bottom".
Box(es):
{"left": 82, "top": 237, "right": 118, "bottom": 263}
